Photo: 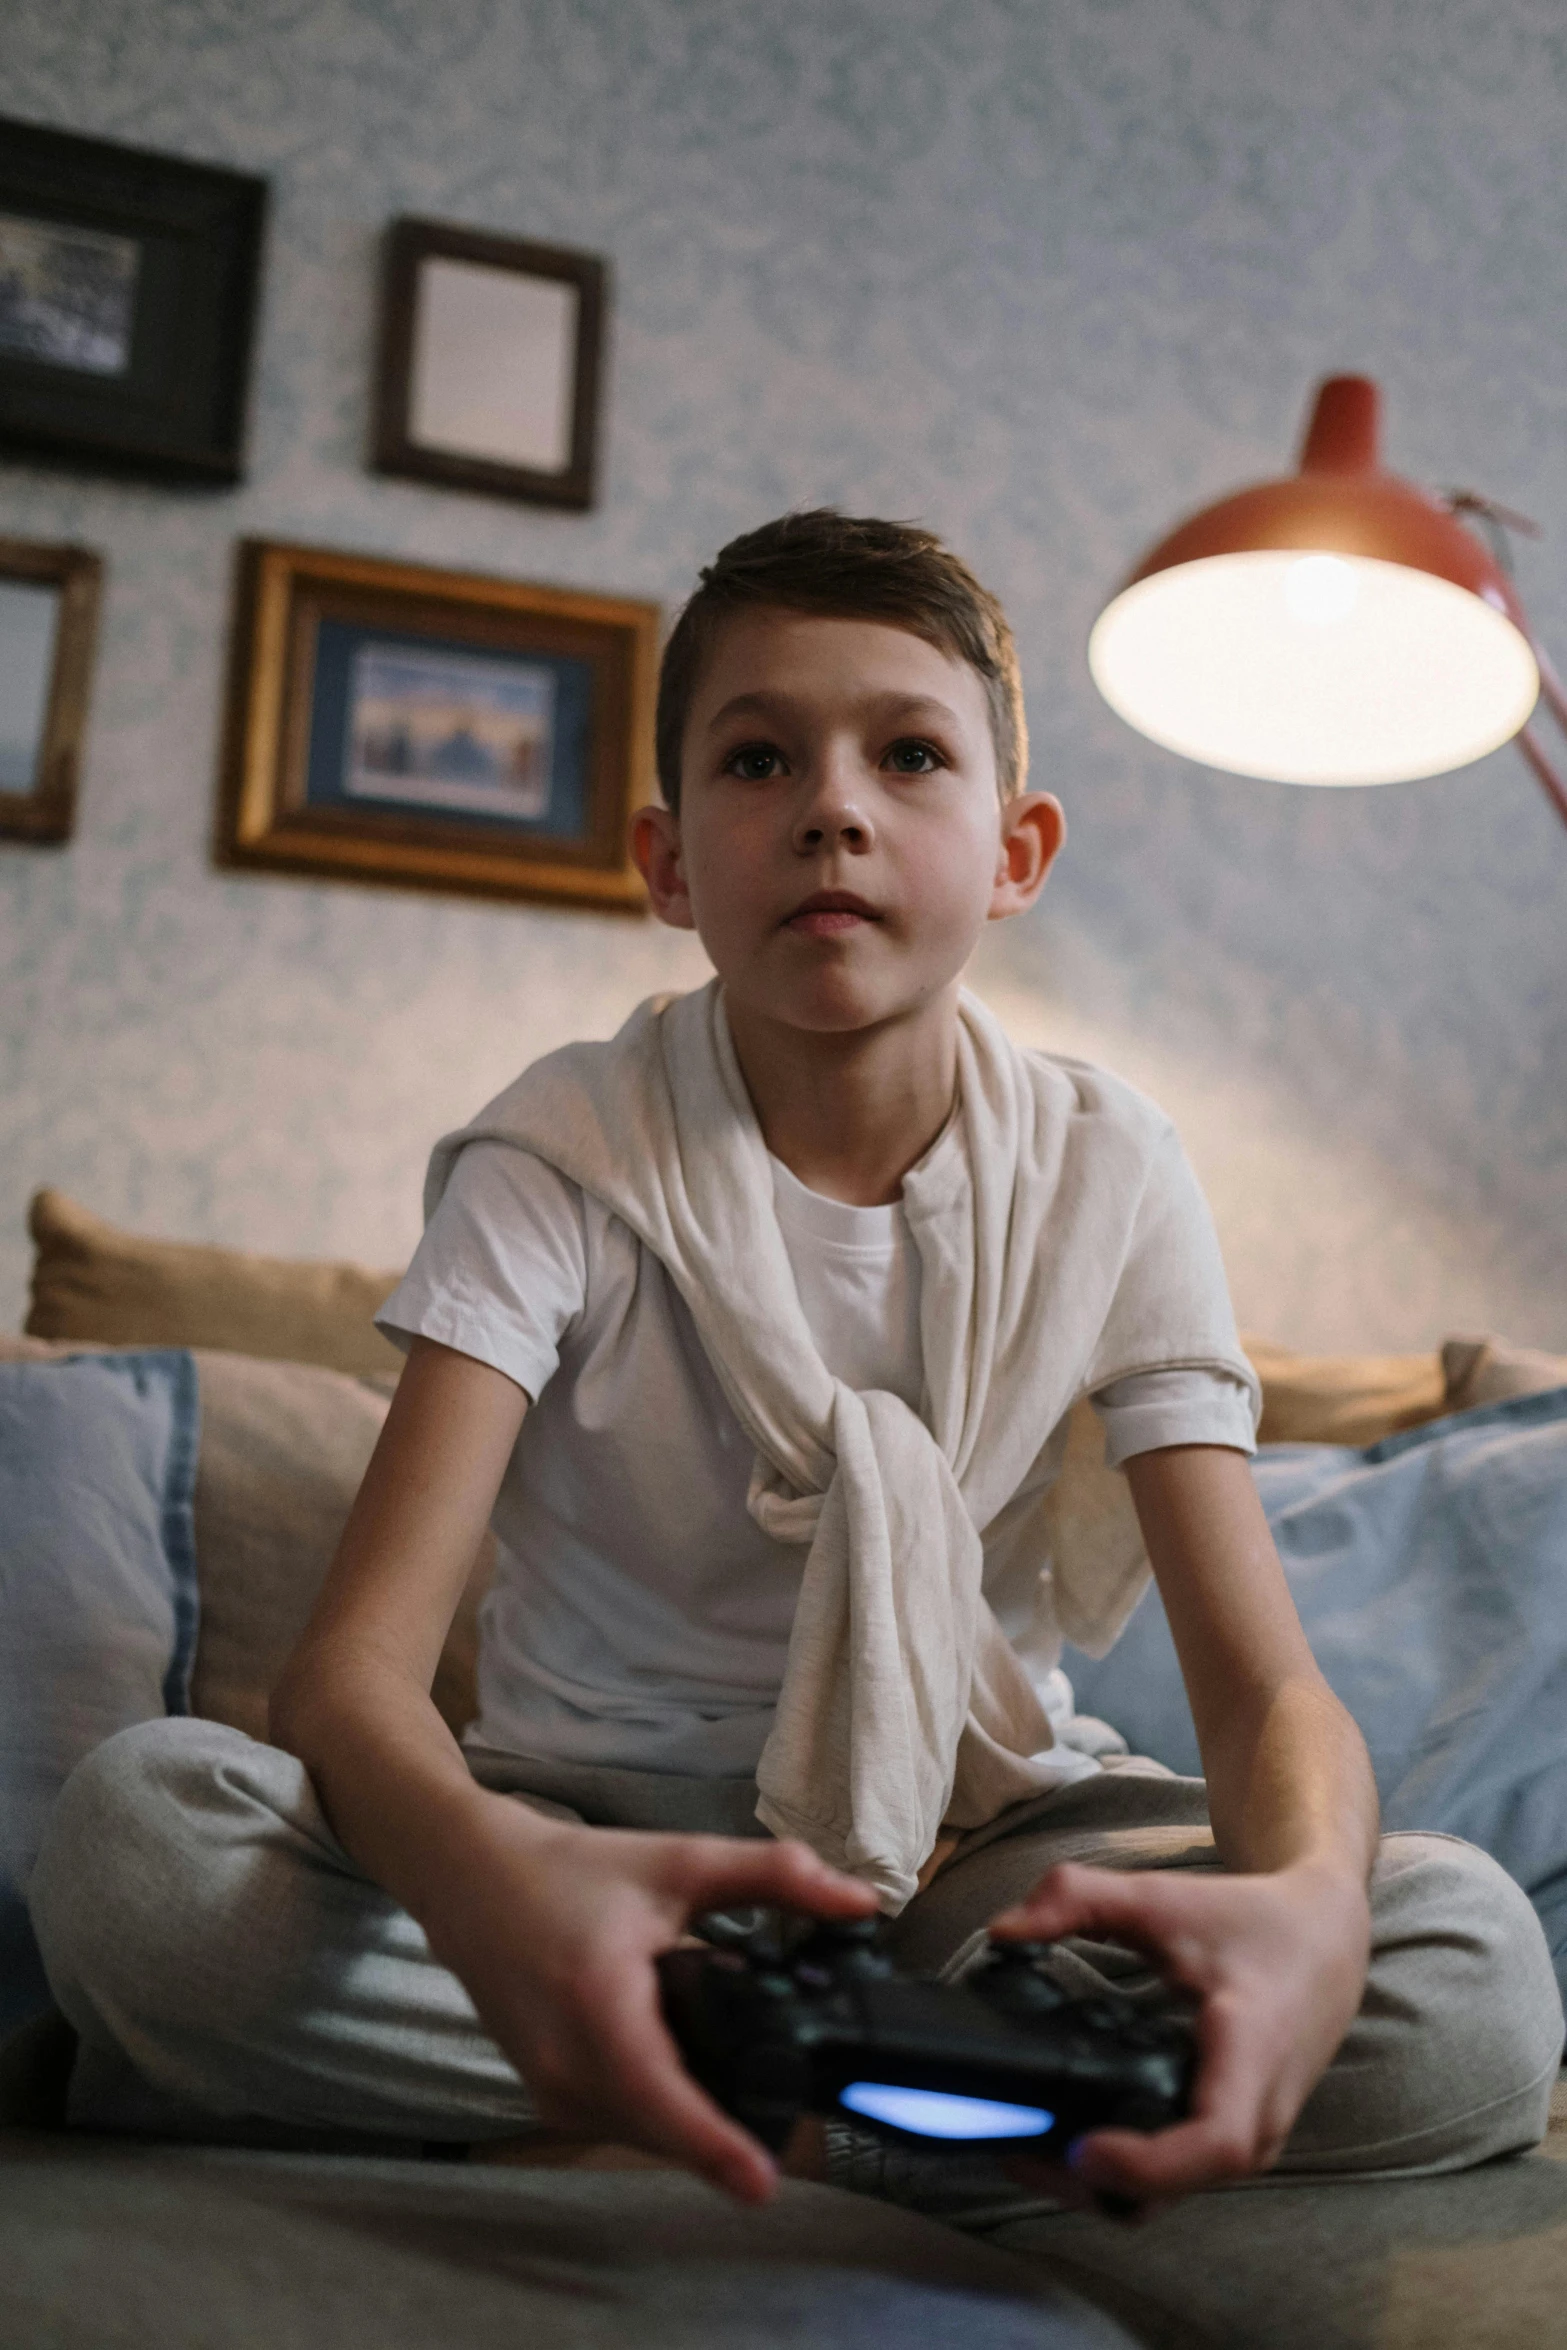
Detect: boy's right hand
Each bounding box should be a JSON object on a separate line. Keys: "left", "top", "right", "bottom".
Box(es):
{"left": 422, "top": 1800, "right": 878, "bottom": 2203}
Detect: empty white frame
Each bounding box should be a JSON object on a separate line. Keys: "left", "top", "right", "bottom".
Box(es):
{"left": 374, "top": 219, "right": 605, "bottom": 509}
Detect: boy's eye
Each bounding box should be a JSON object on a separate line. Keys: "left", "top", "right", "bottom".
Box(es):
{"left": 723, "top": 741, "right": 788, "bottom": 781}
{"left": 883, "top": 738, "right": 944, "bottom": 774}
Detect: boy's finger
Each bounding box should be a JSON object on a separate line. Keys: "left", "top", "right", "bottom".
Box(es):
{"left": 990, "top": 1863, "right": 1196, "bottom": 1968}
{"left": 1068, "top": 2108, "right": 1270, "bottom": 2199}
{"left": 587, "top": 1968, "right": 781, "bottom": 2201}
{"left": 678, "top": 1834, "right": 880, "bottom": 1920}
{"left": 1070, "top": 1996, "right": 1280, "bottom": 2199}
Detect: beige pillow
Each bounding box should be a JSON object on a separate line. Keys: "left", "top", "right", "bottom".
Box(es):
{"left": 1243, "top": 1337, "right": 1446, "bottom": 1448}
{"left": 0, "top": 1336, "right": 487, "bottom": 1740}
{"left": 1442, "top": 1334, "right": 1567, "bottom": 1415}
{"left": 187, "top": 1350, "right": 490, "bottom": 1741}
{"left": 25, "top": 1188, "right": 405, "bottom": 1381}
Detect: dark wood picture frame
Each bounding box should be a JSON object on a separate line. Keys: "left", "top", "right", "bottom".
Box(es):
{"left": 0, "top": 115, "right": 266, "bottom": 484}
{"left": 0, "top": 536, "right": 103, "bottom": 844}
{"left": 372, "top": 217, "right": 606, "bottom": 509}
{"left": 217, "top": 539, "right": 656, "bottom": 910}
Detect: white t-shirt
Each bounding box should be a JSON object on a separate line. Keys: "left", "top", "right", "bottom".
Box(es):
{"left": 379, "top": 1128, "right": 1256, "bottom": 1777}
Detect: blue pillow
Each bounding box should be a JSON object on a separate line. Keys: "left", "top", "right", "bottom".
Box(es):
{"left": 0, "top": 1350, "right": 199, "bottom": 2039}
{"left": 1064, "top": 1387, "right": 1567, "bottom": 2002}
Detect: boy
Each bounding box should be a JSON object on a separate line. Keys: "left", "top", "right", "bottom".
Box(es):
{"left": 33, "top": 512, "right": 1560, "bottom": 2218}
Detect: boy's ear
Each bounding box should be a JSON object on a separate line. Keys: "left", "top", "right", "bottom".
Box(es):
{"left": 631, "top": 804, "right": 696, "bottom": 929}
{"left": 988, "top": 791, "right": 1065, "bottom": 923}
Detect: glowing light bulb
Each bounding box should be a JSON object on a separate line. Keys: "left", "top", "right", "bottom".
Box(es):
{"left": 1283, "top": 554, "right": 1359, "bottom": 625}
{"left": 1088, "top": 552, "right": 1539, "bottom": 785}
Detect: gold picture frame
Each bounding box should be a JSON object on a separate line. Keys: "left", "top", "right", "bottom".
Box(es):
{"left": 0, "top": 533, "right": 103, "bottom": 845}
{"left": 217, "top": 538, "right": 657, "bottom": 910}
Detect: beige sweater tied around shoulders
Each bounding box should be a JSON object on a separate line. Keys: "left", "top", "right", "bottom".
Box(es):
{"left": 425, "top": 982, "right": 1258, "bottom": 1911}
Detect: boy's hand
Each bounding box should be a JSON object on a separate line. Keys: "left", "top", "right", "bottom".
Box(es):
{"left": 426, "top": 1803, "right": 878, "bottom": 2204}
{"left": 988, "top": 1856, "right": 1372, "bottom": 2213}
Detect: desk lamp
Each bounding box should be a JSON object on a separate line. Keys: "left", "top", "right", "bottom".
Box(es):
{"left": 1088, "top": 375, "right": 1567, "bottom": 827}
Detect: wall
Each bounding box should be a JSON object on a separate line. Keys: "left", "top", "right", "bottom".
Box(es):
{"left": 2, "top": 0, "right": 1564, "bottom": 1348}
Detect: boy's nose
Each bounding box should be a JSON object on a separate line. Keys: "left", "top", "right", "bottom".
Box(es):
{"left": 791, "top": 765, "right": 874, "bottom": 855}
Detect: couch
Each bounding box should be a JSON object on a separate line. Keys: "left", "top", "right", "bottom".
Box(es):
{"left": 4, "top": 1185, "right": 1566, "bottom": 2350}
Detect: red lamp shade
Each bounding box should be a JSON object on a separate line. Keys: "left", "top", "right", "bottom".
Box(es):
{"left": 1088, "top": 377, "right": 1540, "bottom": 786}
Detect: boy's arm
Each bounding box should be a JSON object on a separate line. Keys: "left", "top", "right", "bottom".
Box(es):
{"left": 994, "top": 1443, "right": 1377, "bottom": 2207}
{"left": 1126, "top": 1445, "right": 1379, "bottom": 1887}
{"left": 269, "top": 1335, "right": 874, "bottom": 2200}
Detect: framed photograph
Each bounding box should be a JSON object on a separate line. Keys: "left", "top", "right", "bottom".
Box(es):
{"left": 372, "top": 217, "right": 606, "bottom": 509}
{"left": 0, "top": 115, "right": 266, "bottom": 483}
{"left": 0, "top": 535, "right": 103, "bottom": 844}
{"left": 218, "top": 539, "right": 657, "bottom": 909}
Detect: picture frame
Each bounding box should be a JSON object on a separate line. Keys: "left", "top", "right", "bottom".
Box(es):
{"left": 0, "top": 115, "right": 266, "bottom": 484}
{"left": 372, "top": 216, "right": 606, "bottom": 510}
{"left": 217, "top": 539, "right": 657, "bottom": 910}
{"left": 0, "top": 535, "right": 103, "bottom": 845}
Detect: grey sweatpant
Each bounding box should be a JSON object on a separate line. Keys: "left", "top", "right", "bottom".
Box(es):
{"left": 28, "top": 1718, "right": 1564, "bottom": 2192}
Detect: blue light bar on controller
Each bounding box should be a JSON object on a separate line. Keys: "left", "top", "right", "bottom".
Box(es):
{"left": 839, "top": 2082, "right": 1054, "bottom": 2140}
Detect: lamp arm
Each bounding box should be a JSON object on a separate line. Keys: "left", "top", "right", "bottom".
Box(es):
{"left": 1516, "top": 641, "right": 1567, "bottom": 830}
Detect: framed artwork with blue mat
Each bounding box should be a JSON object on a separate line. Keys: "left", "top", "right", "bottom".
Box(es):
{"left": 218, "top": 539, "right": 658, "bottom": 910}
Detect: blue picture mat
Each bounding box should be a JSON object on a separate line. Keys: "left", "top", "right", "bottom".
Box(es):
{"left": 305, "top": 616, "right": 595, "bottom": 840}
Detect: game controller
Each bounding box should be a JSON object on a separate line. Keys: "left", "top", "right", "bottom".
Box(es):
{"left": 656, "top": 1913, "right": 1194, "bottom": 2154}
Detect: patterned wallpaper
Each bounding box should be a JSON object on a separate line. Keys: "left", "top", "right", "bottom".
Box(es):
{"left": 1, "top": 0, "right": 1563, "bottom": 1350}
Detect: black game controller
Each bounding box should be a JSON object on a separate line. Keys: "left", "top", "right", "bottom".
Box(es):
{"left": 656, "top": 1914, "right": 1194, "bottom": 2154}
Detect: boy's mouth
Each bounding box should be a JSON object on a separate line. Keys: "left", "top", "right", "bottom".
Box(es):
{"left": 784, "top": 889, "right": 881, "bottom": 937}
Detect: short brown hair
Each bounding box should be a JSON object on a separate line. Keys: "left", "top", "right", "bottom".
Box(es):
{"left": 654, "top": 509, "right": 1028, "bottom": 812}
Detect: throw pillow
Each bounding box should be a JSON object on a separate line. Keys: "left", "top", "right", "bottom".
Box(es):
{"left": 1038, "top": 1340, "right": 1453, "bottom": 1660}
{"left": 0, "top": 1350, "right": 199, "bottom": 2039}
{"left": 0, "top": 1336, "right": 486, "bottom": 1745}
{"left": 25, "top": 1188, "right": 405, "bottom": 1381}
{"left": 187, "top": 1349, "right": 490, "bottom": 1742}
{"left": 1242, "top": 1336, "right": 1445, "bottom": 1446}
{"left": 1064, "top": 1389, "right": 1567, "bottom": 2003}
{"left": 1442, "top": 1333, "right": 1567, "bottom": 1414}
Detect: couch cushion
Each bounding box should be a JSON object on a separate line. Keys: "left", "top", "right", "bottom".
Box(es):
{"left": 25, "top": 1188, "right": 405, "bottom": 1381}
{"left": 1243, "top": 1335, "right": 1446, "bottom": 1446}
{"left": 1041, "top": 1341, "right": 1451, "bottom": 1658}
{"left": 0, "top": 1351, "right": 199, "bottom": 2038}
{"left": 990, "top": 2120, "right": 1567, "bottom": 2350}
{"left": 186, "top": 1349, "right": 488, "bottom": 1742}
{"left": 0, "top": 1337, "right": 485, "bottom": 1745}
{"left": 1443, "top": 1334, "right": 1567, "bottom": 1414}
{"left": 0, "top": 2142, "right": 1138, "bottom": 2350}
{"left": 20, "top": 1187, "right": 1455, "bottom": 1443}
{"left": 1067, "top": 1389, "right": 1567, "bottom": 2002}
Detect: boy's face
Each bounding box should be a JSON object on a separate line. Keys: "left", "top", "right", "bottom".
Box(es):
{"left": 632, "top": 609, "right": 1063, "bottom": 1042}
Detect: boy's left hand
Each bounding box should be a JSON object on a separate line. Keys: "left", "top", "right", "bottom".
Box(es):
{"left": 988, "top": 1855, "right": 1372, "bottom": 2212}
